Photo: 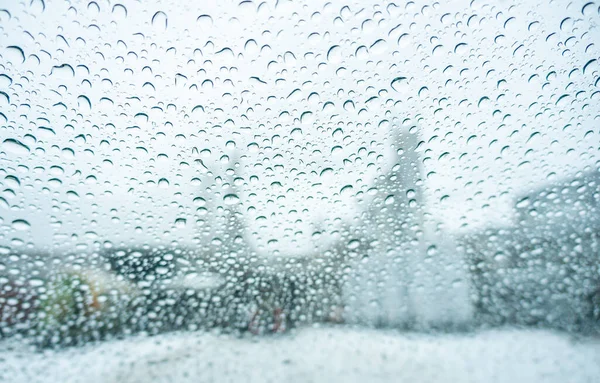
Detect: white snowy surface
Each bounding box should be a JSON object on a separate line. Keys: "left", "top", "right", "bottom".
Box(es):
{"left": 1, "top": 327, "right": 599, "bottom": 383}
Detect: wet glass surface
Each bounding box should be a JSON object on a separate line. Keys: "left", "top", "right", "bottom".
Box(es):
{"left": 0, "top": 0, "right": 599, "bottom": 381}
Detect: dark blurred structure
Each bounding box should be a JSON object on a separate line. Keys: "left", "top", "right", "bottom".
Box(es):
{"left": 463, "top": 168, "right": 600, "bottom": 332}
{"left": 0, "top": 245, "right": 343, "bottom": 348}
{"left": 3, "top": 158, "right": 598, "bottom": 348}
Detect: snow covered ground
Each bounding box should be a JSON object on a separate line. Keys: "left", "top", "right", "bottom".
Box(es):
{"left": 1, "top": 327, "right": 599, "bottom": 383}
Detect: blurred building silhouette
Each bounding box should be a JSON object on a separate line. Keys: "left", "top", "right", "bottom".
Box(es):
{"left": 342, "top": 125, "right": 473, "bottom": 328}
{"left": 463, "top": 168, "right": 600, "bottom": 330}
{"left": 514, "top": 169, "right": 600, "bottom": 234}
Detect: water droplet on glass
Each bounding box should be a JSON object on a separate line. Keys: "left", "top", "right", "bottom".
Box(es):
{"left": 11, "top": 219, "right": 30, "bottom": 231}
{"left": 223, "top": 194, "right": 240, "bottom": 205}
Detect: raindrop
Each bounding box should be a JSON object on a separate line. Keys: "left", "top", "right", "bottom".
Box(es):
{"left": 2, "top": 139, "right": 30, "bottom": 155}
{"left": 0, "top": 91, "right": 8, "bottom": 106}
{"left": 29, "top": 0, "right": 45, "bottom": 12}
{"left": 50, "top": 64, "right": 75, "bottom": 78}
{"left": 77, "top": 95, "right": 92, "bottom": 110}
{"left": 300, "top": 111, "right": 314, "bottom": 124}
{"left": 348, "top": 239, "right": 360, "bottom": 249}
{"left": 340, "top": 185, "right": 354, "bottom": 196}
{"left": 391, "top": 77, "right": 408, "bottom": 92}
{"left": 152, "top": 11, "right": 168, "bottom": 30}
{"left": 327, "top": 45, "right": 342, "bottom": 64}
{"left": 29, "top": 278, "right": 44, "bottom": 287}
{"left": 5, "top": 45, "right": 25, "bottom": 64}
{"left": 320, "top": 168, "right": 333, "bottom": 177}
{"left": 343, "top": 100, "right": 355, "bottom": 111}
{"left": 197, "top": 14, "right": 213, "bottom": 30}
{"left": 397, "top": 33, "right": 411, "bottom": 48}
{"left": 223, "top": 194, "right": 240, "bottom": 205}
{"left": 370, "top": 39, "right": 388, "bottom": 55}
{"left": 112, "top": 4, "right": 127, "bottom": 18}
{"left": 515, "top": 197, "right": 530, "bottom": 208}
{"left": 454, "top": 42, "right": 468, "bottom": 54}
{"left": 12, "top": 219, "right": 30, "bottom": 231}
{"left": 0, "top": 74, "right": 12, "bottom": 87}
{"left": 66, "top": 191, "right": 80, "bottom": 201}
{"left": 158, "top": 178, "right": 170, "bottom": 188}
{"left": 426, "top": 245, "right": 438, "bottom": 256}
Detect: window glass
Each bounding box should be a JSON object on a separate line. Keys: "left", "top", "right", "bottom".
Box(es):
{"left": 0, "top": 0, "right": 599, "bottom": 381}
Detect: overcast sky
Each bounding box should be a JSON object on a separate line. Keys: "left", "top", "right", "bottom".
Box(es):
{"left": 0, "top": 0, "right": 598, "bottom": 256}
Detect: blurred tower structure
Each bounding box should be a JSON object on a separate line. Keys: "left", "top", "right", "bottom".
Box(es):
{"left": 343, "top": 125, "right": 473, "bottom": 328}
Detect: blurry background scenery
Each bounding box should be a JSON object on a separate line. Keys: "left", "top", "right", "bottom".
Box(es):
{"left": 0, "top": 0, "right": 599, "bottom": 379}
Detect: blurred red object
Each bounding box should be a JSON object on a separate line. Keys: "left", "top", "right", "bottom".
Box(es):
{"left": 0, "top": 280, "right": 38, "bottom": 330}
